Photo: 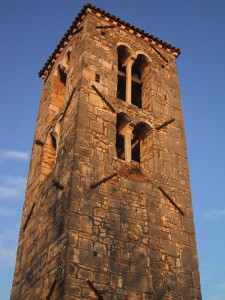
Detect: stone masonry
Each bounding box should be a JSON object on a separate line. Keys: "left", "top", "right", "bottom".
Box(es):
{"left": 11, "top": 4, "right": 201, "bottom": 299}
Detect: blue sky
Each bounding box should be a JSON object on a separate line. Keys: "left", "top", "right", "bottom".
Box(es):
{"left": 0, "top": 1, "right": 224, "bottom": 299}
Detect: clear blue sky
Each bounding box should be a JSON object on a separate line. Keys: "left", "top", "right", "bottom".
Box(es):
{"left": 0, "top": 1, "right": 224, "bottom": 299}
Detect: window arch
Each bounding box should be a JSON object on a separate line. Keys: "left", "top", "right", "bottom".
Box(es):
{"left": 50, "top": 133, "right": 57, "bottom": 152}
{"left": 58, "top": 65, "right": 67, "bottom": 86}
{"left": 116, "top": 116, "right": 151, "bottom": 164}
{"left": 40, "top": 120, "right": 61, "bottom": 181}
{"left": 117, "top": 45, "right": 131, "bottom": 101}
{"left": 131, "top": 54, "right": 149, "bottom": 109}
{"left": 116, "top": 112, "right": 131, "bottom": 160}
{"left": 131, "top": 122, "right": 151, "bottom": 163}
{"left": 117, "top": 46, "right": 149, "bottom": 109}
{"left": 49, "top": 51, "right": 71, "bottom": 123}
{"left": 63, "top": 50, "right": 71, "bottom": 70}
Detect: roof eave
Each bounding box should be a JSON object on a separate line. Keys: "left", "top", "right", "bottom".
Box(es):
{"left": 39, "top": 3, "right": 181, "bottom": 79}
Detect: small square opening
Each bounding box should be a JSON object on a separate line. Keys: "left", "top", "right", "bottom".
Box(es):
{"left": 95, "top": 74, "right": 100, "bottom": 83}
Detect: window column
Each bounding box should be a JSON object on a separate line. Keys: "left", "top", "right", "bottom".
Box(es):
{"left": 118, "top": 122, "right": 134, "bottom": 163}
{"left": 124, "top": 126, "right": 133, "bottom": 163}
{"left": 125, "top": 56, "right": 135, "bottom": 105}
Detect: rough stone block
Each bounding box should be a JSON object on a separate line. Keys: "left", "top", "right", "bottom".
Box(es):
{"left": 181, "top": 246, "right": 199, "bottom": 271}
{"left": 124, "top": 274, "right": 152, "bottom": 293}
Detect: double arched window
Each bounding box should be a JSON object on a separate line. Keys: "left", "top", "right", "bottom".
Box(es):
{"left": 117, "top": 45, "right": 149, "bottom": 109}
{"left": 116, "top": 112, "right": 151, "bottom": 164}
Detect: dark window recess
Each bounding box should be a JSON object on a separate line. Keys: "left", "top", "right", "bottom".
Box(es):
{"left": 131, "top": 61, "right": 142, "bottom": 108}
{"left": 117, "top": 45, "right": 130, "bottom": 102}
{"left": 131, "top": 138, "right": 140, "bottom": 163}
{"left": 116, "top": 112, "right": 131, "bottom": 160}
{"left": 118, "top": 46, "right": 129, "bottom": 72}
{"left": 95, "top": 74, "right": 100, "bottom": 82}
{"left": 131, "top": 123, "right": 144, "bottom": 163}
{"left": 53, "top": 180, "right": 64, "bottom": 190}
{"left": 131, "top": 130, "right": 141, "bottom": 163}
{"left": 131, "top": 121, "right": 151, "bottom": 163}
{"left": 67, "top": 51, "right": 71, "bottom": 61}
{"left": 132, "top": 81, "right": 142, "bottom": 108}
{"left": 34, "top": 139, "right": 44, "bottom": 146}
{"left": 116, "top": 133, "right": 125, "bottom": 160}
{"left": 59, "top": 68, "right": 67, "bottom": 86}
{"left": 51, "top": 134, "right": 57, "bottom": 151}
{"left": 117, "top": 75, "right": 126, "bottom": 101}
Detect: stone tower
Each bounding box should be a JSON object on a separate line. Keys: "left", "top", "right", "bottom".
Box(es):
{"left": 11, "top": 4, "right": 201, "bottom": 299}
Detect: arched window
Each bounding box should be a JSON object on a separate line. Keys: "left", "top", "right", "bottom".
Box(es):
{"left": 117, "top": 45, "right": 131, "bottom": 101}
{"left": 58, "top": 66, "right": 67, "bottom": 86}
{"left": 40, "top": 121, "right": 61, "bottom": 181}
{"left": 59, "top": 49, "right": 71, "bottom": 86}
{"left": 116, "top": 133, "right": 125, "bottom": 160}
{"left": 49, "top": 51, "right": 71, "bottom": 123}
{"left": 131, "top": 122, "right": 151, "bottom": 164}
{"left": 117, "top": 47, "right": 149, "bottom": 110}
{"left": 51, "top": 133, "right": 57, "bottom": 152}
{"left": 63, "top": 50, "right": 71, "bottom": 68}
{"left": 116, "top": 112, "right": 131, "bottom": 160}
{"left": 131, "top": 54, "right": 149, "bottom": 109}
{"left": 61, "top": 50, "right": 71, "bottom": 84}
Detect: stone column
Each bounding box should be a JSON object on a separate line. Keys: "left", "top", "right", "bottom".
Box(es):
{"left": 125, "top": 57, "right": 135, "bottom": 105}
{"left": 120, "top": 125, "right": 134, "bottom": 163}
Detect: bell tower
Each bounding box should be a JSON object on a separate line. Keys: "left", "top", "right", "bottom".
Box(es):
{"left": 11, "top": 4, "right": 201, "bottom": 299}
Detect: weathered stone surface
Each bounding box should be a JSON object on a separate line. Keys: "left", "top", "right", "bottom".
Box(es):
{"left": 124, "top": 274, "right": 153, "bottom": 292}
{"left": 181, "top": 246, "right": 199, "bottom": 271}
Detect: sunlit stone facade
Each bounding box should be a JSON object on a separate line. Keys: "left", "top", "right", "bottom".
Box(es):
{"left": 11, "top": 4, "right": 201, "bottom": 299}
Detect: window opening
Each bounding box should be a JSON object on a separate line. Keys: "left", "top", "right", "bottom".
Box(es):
{"left": 117, "top": 75, "right": 126, "bottom": 101}
{"left": 40, "top": 123, "right": 60, "bottom": 182}
{"left": 131, "top": 127, "right": 140, "bottom": 163}
{"left": 63, "top": 50, "right": 71, "bottom": 70}
{"left": 116, "top": 112, "right": 130, "bottom": 160}
{"left": 131, "top": 59, "right": 142, "bottom": 108}
{"left": 116, "top": 133, "right": 124, "bottom": 159}
{"left": 131, "top": 122, "right": 151, "bottom": 164}
{"left": 49, "top": 64, "right": 68, "bottom": 121}
{"left": 66, "top": 50, "right": 71, "bottom": 62}
{"left": 131, "top": 54, "right": 149, "bottom": 109}
{"left": 95, "top": 73, "right": 100, "bottom": 83}
{"left": 47, "top": 132, "right": 58, "bottom": 170}
{"left": 132, "top": 81, "right": 142, "bottom": 109}
{"left": 117, "top": 46, "right": 130, "bottom": 101}
{"left": 51, "top": 133, "right": 57, "bottom": 151}
{"left": 58, "top": 67, "right": 67, "bottom": 86}
{"left": 131, "top": 138, "right": 140, "bottom": 163}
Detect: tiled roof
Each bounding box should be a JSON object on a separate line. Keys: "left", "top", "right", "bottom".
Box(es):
{"left": 39, "top": 3, "right": 181, "bottom": 78}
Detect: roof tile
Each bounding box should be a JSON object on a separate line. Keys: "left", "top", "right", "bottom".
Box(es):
{"left": 39, "top": 3, "right": 180, "bottom": 78}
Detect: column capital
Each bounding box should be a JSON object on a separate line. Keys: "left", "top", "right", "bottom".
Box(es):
{"left": 123, "top": 55, "right": 136, "bottom": 67}
{"left": 118, "top": 123, "right": 135, "bottom": 136}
